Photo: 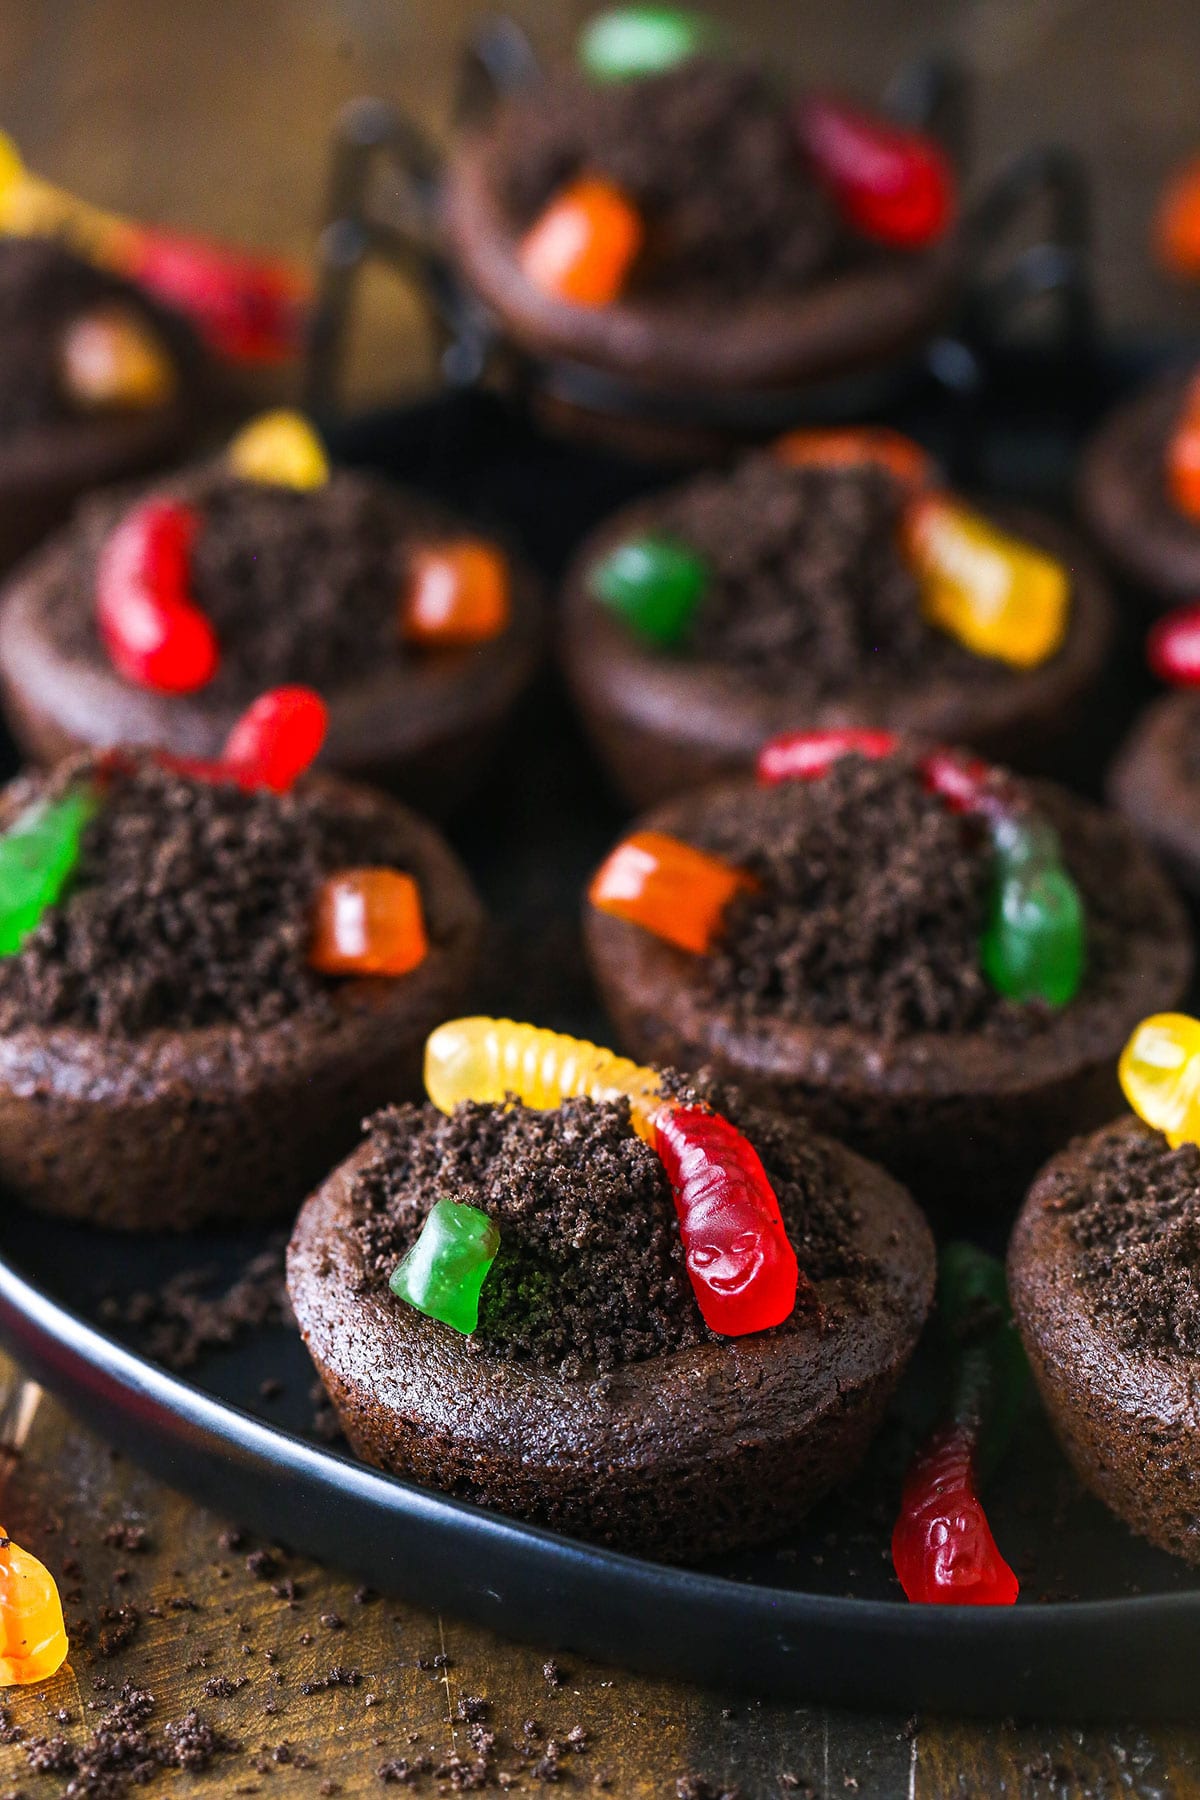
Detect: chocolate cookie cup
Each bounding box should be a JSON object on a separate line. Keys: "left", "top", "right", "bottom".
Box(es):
{"left": 443, "top": 48, "right": 961, "bottom": 414}
{"left": 1077, "top": 367, "right": 1200, "bottom": 609}
{"left": 583, "top": 747, "right": 1192, "bottom": 1211}
{"left": 288, "top": 1040, "right": 934, "bottom": 1560}
{"left": 0, "top": 238, "right": 203, "bottom": 573}
{"left": 0, "top": 414, "right": 542, "bottom": 813}
{"left": 1010, "top": 1115, "right": 1200, "bottom": 1566}
{"left": 1109, "top": 690, "right": 1200, "bottom": 900}
{"left": 0, "top": 753, "right": 483, "bottom": 1230}
{"left": 561, "top": 446, "right": 1113, "bottom": 806}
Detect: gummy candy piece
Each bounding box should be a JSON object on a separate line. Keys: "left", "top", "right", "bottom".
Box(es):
{"left": 125, "top": 227, "right": 307, "bottom": 366}
{"left": 0, "top": 785, "right": 97, "bottom": 955}
{"left": 0, "top": 133, "right": 306, "bottom": 365}
{"left": 916, "top": 747, "right": 1017, "bottom": 820}
{"left": 1119, "top": 1013, "right": 1200, "bottom": 1149}
{"left": 892, "top": 1245, "right": 1024, "bottom": 1606}
{"left": 1148, "top": 601, "right": 1200, "bottom": 686}
{"left": 310, "top": 868, "right": 428, "bottom": 977}
{"left": 1166, "top": 378, "right": 1200, "bottom": 519}
{"left": 424, "top": 1017, "right": 666, "bottom": 1142}
{"left": 902, "top": 494, "right": 1070, "bottom": 669}
{"left": 95, "top": 497, "right": 217, "bottom": 693}
{"left": 756, "top": 728, "right": 899, "bottom": 785}
{"left": 772, "top": 425, "right": 933, "bottom": 490}
{"left": 589, "top": 829, "right": 757, "bottom": 954}
{"left": 389, "top": 1197, "right": 500, "bottom": 1335}
{"left": 988, "top": 811, "right": 1064, "bottom": 879}
{"left": 980, "top": 863, "right": 1084, "bottom": 1007}
{"left": 519, "top": 176, "right": 643, "bottom": 307}
{"left": 0, "top": 1528, "right": 69, "bottom": 1685}
{"left": 1155, "top": 157, "right": 1200, "bottom": 279}
{"left": 577, "top": 6, "right": 709, "bottom": 81}
{"left": 795, "top": 94, "right": 955, "bottom": 250}
{"left": 401, "top": 543, "right": 511, "bottom": 647}
{"left": 589, "top": 534, "right": 708, "bottom": 647}
{"left": 228, "top": 410, "right": 328, "bottom": 490}
{"left": 892, "top": 1429, "right": 1019, "bottom": 1606}
{"left": 653, "top": 1105, "right": 801, "bottom": 1335}
{"left": 58, "top": 304, "right": 176, "bottom": 411}
{"left": 222, "top": 687, "right": 328, "bottom": 790}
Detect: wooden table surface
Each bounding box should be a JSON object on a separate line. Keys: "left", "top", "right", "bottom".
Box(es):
{"left": 1, "top": 2, "right": 1200, "bottom": 1793}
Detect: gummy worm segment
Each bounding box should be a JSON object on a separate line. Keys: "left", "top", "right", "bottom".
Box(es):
{"left": 424, "top": 1017, "right": 666, "bottom": 1141}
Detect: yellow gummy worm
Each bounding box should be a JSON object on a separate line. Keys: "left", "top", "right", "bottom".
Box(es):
{"left": 424, "top": 1017, "right": 665, "bottom": 1142}
{"left": 228, "top": 410, "right": 329, "bottom": 491}
{"left": 0, "top": 1529, "right": 68, "bottom": 1686}
{"left": 1119, "top": 1013, "right": 1200, "bottom": 1150}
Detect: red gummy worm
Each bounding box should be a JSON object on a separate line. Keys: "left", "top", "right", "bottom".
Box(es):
{"left": 756, "top": 728, "right": 899, "bottom": 785}
{"left": 222, "top": 687, "right": 328, "bottom": 790}
{"left": 796, "top": 94, "right": 955, "bottom": 250}
{"left": 653, "top": 1106, "right": 803, "bottom": 1336}
{"left": 94, "top": 498, "right": 217, "bottom": 693}
{"left": 891, "top": 1427, "right": 1019, "bottom": 1606}
{"left": 1147, "top": 602, "right": 1200, "bottom": 688}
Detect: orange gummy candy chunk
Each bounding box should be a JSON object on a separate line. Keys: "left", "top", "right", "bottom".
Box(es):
{"left": 773, "top": 425, "right": 933, "bottom": 491}
{"left": 518, "top": 176, "right": 643, "bottom": 308}
{"left": 310, "top": 868, "right": 428, "bottom": 977}
{"left": 0, "top": 1529, "right": 68, "bottom": 1686}
{"left": 401, "top": 543, "right": 511, "bottom": 647}
{"left": 1168, "top": 375, "right": 1200, "bottom": 519}
{"left": 589, "top": 830, "right": 757, "bottom": 955}
{"left": 1156, "top": 157, "right": 1200, "bottom": 278}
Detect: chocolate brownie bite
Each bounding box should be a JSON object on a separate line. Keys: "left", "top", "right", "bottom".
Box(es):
{"left": 0, "top": 237, "right": 202, "bottom": 571}
{"left": 0, "top": 413, "right": 542, "bottom": 812}
{"left": 1078, "top": 366, "right": 1200, "bottom": 609}
{"left": 443, "top": 28, "right": 961, "bottom": 447}
{"left": 583, "top": 745, "right": 1192, "bottom": 1212}
{"left": 1010, "top": 1115, "right": 1200, "bottom": 1565}
{"left": 0, "top": 753, "right": 483, "bottom": 1229}
{"left": 288, "top": 1044, "right": 935, "bottom": 1560}
{"left": 1109, "top": 689, "right": 1200, "bottom": 900}
{"left": 562, "top": 442, "right": 1113, "bottom": 804}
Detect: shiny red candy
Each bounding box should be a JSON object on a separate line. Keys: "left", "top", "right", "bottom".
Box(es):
{"left": 653, "top": 1106, "right": 802, "bottom": 1336}
{"left": 1147, "top": 602, "right": 1200, "bottom": 688}
{"left": 128, "top": 227, "right": 307, "bottom": 365}
{"left": 95, "top": 498, "right": 217, "bottom": 693}
{"left": 222, "top": 687, "right": 328, "bottom": 790}
{"left": 891, "top": 1428, "right": 1019, "bottom": 1606}
{"left": 756, "top": 728, "right": 898, "bottom": 785}
{"left": 796, "top": 94, "right": 955, "bottom": 250}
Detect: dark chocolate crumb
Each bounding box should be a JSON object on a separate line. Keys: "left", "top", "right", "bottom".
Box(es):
{"left": 644, "top": 456, "right": 982, "bottom": 693}
{"left": 300, "top": 1666, "right": 362, "bottom": 1695}
{"left": 503, "top": 60, "right": 835, "bottom": 300}
{"left": 102, "top": 1238, "right": 290, "bottom": 1371}
{"left": 1049, "top": 1121, "right": 1200, "bottom": 1354}
{"left": 696, "top": 754, "right": 1151, "bottom": 1041}
{"left": 351, "top": 1095, "right": 705, "bottom": 1372}
{"left": 0, "top": 756, "right": 422, "bottom": 1036}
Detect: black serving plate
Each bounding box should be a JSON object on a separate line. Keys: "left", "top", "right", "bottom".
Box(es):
{"left": 1, "top": 362, "right": 1199, "bottom": 1723}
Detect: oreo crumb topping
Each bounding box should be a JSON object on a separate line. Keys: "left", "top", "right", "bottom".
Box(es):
{"left": 0, "top": 757, "right": 419, "bottom": 1035}
{"left": 1049, "top": 1122, "right": 1200, "bottom": 1356}
{"left": 503, "top": 60, "right": 837, "bottom": 299}
{"left": 691, "top": 755, "right": 1147, "bottom": 1040}
{"left": 0, "top": 236, "right": 180, "bottom": 433}
{"left": 646, "top": 457, "right": 997, "bottom": 690}
{"left": 349, "top": 1077, "right": 874, "bottom": 1375}
{"left": 42, "top": 466, "right": 483, "bottom": 701}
